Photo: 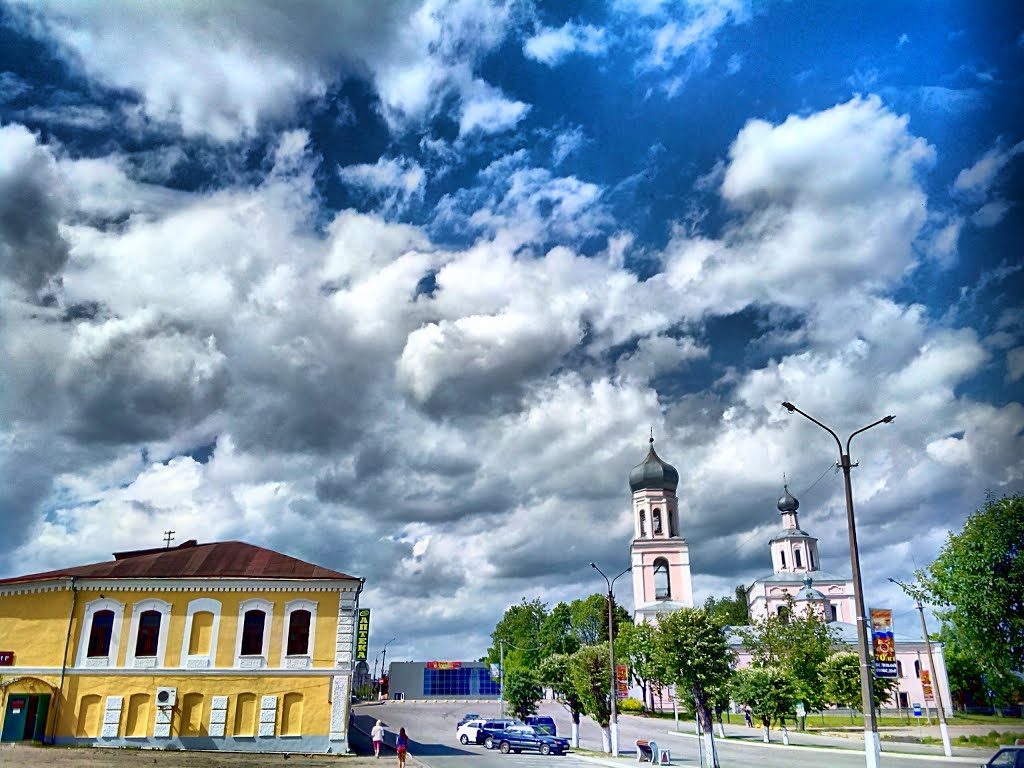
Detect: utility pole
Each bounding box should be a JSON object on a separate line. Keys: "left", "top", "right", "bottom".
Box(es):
{"left": 499, "top": 639, "right": 505, "bottom": 719}
{"left": 888, "top": 577, "right": 951, "bottom": 756}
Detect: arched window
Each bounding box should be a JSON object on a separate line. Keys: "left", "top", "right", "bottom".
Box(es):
{"left": 794, "top": 549, "right": 803, "bottom": 568}
{"left": 780, "top": 550, "right": 786, "bottom": 568}
{"left": 914, "top": 659, "right": 921, "bottom": 678}
{"left": 241, "top": 610, "right": 266, "bottom": 656}
{"left": 188, "top": 611, "right": 215, "bottom": 655}
{"left": 653, "top": 558, "right": 670, "bottom": 599}
{"left": 88, "top": 610, "right": 115, "bottom": 657}
{"left": 234, "top": 693, "right": 257, "bottom": 736}
{"left": 653, "top": 509, "right": 662, "bottom": 535}
{"left": 135, "top": 610, "right": 161, "bottom": 657}
{"left": 287, "top": 610, "right": 311, "bottom": 656}
{"left": 640, "top": 510, "right": 646, "bottom": 537}
{"left": 281, "top": 693, "right": 303, "bottom": 736}
{"left": 809, "top": 550, "right": 815, "bottom": 569}
{"left": 897, "top": 660, "right": 904, "bottom": 677}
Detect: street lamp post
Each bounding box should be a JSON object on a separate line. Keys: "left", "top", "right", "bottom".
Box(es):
{"left": 888, "top": 577, "right": 952, "bottom": 756}
{"left": 590, "top": 562, "right": 632, "bottom": 757}
{"left": 782, "top": 402, "right": 894, "bottom": 768}
{"left": 377, "top": 638, "right": 396, "bottom": 700}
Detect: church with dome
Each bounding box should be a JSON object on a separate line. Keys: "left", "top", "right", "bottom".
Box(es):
{"left": 624, "top": 438, "right": 952, "bottom": 715}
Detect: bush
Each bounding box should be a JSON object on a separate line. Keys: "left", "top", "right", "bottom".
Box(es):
{"left": 619, "top": 698, "right": 644, "bottom": 712}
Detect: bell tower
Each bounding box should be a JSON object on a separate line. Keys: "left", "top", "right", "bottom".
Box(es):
{"left": 629, "top": 436, "right": 693, "bottom": 624}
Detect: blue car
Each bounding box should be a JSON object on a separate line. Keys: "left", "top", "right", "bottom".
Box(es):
{"left": 493, "top": 724, "right": 569, "bottom": 756}
{"left": 524, "top": 715, "right": 557, "bottom": 736}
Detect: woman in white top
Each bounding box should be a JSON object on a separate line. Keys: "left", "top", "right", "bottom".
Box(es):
{"left": 371, "top": 720, "right": 385, "bottom": 758}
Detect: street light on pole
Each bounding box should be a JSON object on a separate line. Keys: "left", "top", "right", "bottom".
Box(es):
{"left": 781, "top": 401, "right": 893, "bottom": 768}
{"left": 377, "top": 638, "right": 396, "bottom": 699}
{"left": 590, "top": 561, "right": 632, "bottom": 757}
{"left": 888, "top": 577, "right": 952, "bottom": 757}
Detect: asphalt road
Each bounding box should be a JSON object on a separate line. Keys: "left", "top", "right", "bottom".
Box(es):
{"left": 351, "top": 700, "right": 994, "bottom": 768}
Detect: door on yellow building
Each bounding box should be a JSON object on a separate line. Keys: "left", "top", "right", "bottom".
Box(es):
{"left": 1, "top": 693, "right": 51, "bottom": 742}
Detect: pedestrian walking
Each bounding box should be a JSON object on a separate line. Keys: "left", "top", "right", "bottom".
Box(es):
{"left": 371, "top": 720, "right": 385, "bottom": 758}
{"left": 744, "top": 706, "right": 753, "bottom": 727}
{"left": 396, "top": 726, "right": 408, "bottom": 768}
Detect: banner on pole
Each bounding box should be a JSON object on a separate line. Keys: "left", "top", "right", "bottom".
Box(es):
{"left": 921, "top": 669, "right": 934, "bottom": 701}
{"left": 870, "top": 608, "right": 898, "bottom": 678}
{"left": 616, "top": 664, "right": 629, "bottom": 699}
{"left": 355, "top": 609, "right": 370, "bottom": 661}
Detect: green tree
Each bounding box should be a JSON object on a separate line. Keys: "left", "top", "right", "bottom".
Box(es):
{"left": 822, "top": 652, "right": 900, "bottom": 713}
{"left": 730, "top": 667, "right": 798, "bottom": 742}
{"left": 569, "top": 594, "right": 607, "bottom": 646}
{"left": 618, "top": 621, "right": 662, "bottom": 713}
{"left": 739, "top": 598, "right": 836, "bottom": 716}
{"left": 703, "top": 586, "right": 750, "bottom": 626}
{"left": 488, "top": 598, "right": 548, "bottom": 671}
{"left": 538, "top": 602, "right": 580, "bottom": 658}
{"left": 566, "top": 643, "right": 613, "bottom": 752}
{"left": 656, "top": 608, "right": 733, "bottom": 768}
{"left": 503, "top": 667, "right": 543, "bottom": 720}
{"left": 539, "top": 653, "right": 584, "bottom": 747}
{"left": 920, "top": 493, "right": 1024, "bottom": 705}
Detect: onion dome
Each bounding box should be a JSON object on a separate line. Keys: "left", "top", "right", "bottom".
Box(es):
{"left": 777, "top": 484, "right": 799, "bottom": 513}
{"left": 629, "top": 437, "right": 679, "bottom": 492}
{"left": 795, "top": 574, "right": 825, "bottom": 601}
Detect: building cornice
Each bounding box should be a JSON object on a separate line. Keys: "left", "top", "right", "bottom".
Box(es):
{"left": 0, "top": 577, "right": 360, "bottom": 597}
{"left": 0, "top": 665, "right": 353, "bottom": 677}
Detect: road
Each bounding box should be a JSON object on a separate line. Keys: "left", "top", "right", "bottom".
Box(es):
{"left": 351, "top": 700, "right": 993, "bottom": 768}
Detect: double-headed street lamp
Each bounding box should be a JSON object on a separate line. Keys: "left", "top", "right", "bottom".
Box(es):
{"left": 781, "top": 402, "right": 894, "bottom": 768}
{"left": 374, "top": 638, "right": 396, "bottom": 698}
{"left": 590, "top": 561, "right": 631, "bottom": 757}
{"left": 888, "top": 577, "right": 952, "bottom": 756}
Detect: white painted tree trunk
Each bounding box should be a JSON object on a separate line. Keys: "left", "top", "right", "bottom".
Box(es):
{"left": 762, "top": 725, "right": 770, "bottom": 743}
{"left": 571, "top": 721, "right": 580, "bottom": 748}
{"left": 782, "top": 725, "right": 790, "bottom": 745}
{"left": 716, "top": 719, "right": 725, "bottom": 739}
{"left": 703, "top": 729, "right": 720, "bottom": 768}
{"left": 601, "top": 726, "right": 611, "bottom": 753}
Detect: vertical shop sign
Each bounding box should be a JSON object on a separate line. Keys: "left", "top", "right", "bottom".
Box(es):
{"left": 355, "top": 609, "right": 370, "bottom": 661}
{"left": 870, "top": 608, "right": 898, "bottom": 678}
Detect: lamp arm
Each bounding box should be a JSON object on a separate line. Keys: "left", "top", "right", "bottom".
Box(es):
{"left": 846, "top": 416, "right": 895, "bottom": 455}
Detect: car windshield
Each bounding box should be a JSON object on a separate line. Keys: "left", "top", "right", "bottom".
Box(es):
{"left": 512, "top": 726, "right": 537, "bottom": 735}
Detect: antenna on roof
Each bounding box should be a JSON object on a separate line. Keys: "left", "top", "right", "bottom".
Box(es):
{"left": 163, "top": 530, "right": 175, "bottom": 548}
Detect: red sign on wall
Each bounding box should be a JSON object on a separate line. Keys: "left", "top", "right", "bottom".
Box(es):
{"left": 0, "top": 651, "right": 14, "bottom": 666}
{"left": 426, "top": 661, "right": 462, "bottom": 670}
{"left": 921, "top": 670, "right": 934, "bottom": 702}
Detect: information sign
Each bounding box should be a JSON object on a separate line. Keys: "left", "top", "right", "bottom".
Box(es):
{"left": 921, "top": 670, "right": 934, "bottom": 702}
{"left": 912, "top": 703, "right": 922, "bottom": 717}
{"left": 869, "top": 608, "right": 898, "bottom": 678}
{"left": 0, "top": 650, "right": 14, "bottom": 666}
{"left": 355, "top": 609, "right": 370, "bottom": 661}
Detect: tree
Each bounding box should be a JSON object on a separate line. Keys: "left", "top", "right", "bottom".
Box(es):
{"left": 822, "top": 652, "right": 900, "bottom": 713}
{"left": 703, "top": 586, "right": 750, "bottom": 626}
{"left": 920, "top": 493, "right": 1024, "bottom": 705}
{"left": 503, "top": 667, "right": 543, "bottom": 720}
{"left": 566, "top": 643, "right": 613, "bottom": 752}
{"left": 730, "top": 667, "right": 798, "bottom": 743}
{"left": 538, "top": 602, "right": 580, "bottom": 658}
{"left": 539, "top": 653, "right": 584, "bottom": 747}
{"left": 569, "top": 594, "right": 607, "bottom": 646}
{"left": 618, "top": 621, "right": 662, "bottom": 713}
{"left": 488, "top": 598, "right": 548, "bottom": 671}
{"left": 656, "top": 608, "right": 733, "bottom": 768}
{"left": 739, "top": 598, "right": 837, "bottom": 718}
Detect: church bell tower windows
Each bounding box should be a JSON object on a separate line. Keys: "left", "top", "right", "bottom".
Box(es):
{"left": 653, "top": 508, "right": 662, "bottom": 535}
{"left": 653, "top": 558, "right": 670, "bottom": 599}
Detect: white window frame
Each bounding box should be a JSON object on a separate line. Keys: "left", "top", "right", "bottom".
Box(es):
{"left": 281, "top": 599, "right": 317, "bottom": 668}
{"left": 125, "top": 598, "right": 172, "bottom": 669}
{"left": 76, "top": 597, "right": 126, "bottom": 668}
{"left": 179, "top": 598, "right": 222, "bottom": 669}
{"left": 235, "top": 598, "right": 274, "bottom": 669}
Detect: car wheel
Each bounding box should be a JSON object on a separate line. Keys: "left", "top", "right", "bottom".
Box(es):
{"left": 460, "top": 734, "right": 469, "bottom": 745}
{"left": 540, "top": 743, "right": 551, "bottom": 756}
{"left": 499, "top": 742, "right": 511, "bottom": 754}
{"left": 485, "top": 737, "right": 494, "bottom": 749}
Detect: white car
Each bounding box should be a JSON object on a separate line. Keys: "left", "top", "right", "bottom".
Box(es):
{"left": 456, "top": 719, "right": 487, "bottom": 745}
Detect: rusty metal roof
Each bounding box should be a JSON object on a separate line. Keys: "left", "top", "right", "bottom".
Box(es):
{"left": 0, "top": 540, "right": 357, "bottom": 584}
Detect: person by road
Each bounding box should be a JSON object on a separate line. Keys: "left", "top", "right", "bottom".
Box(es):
{"left": 744, "top": 706, "right": 753, "bottom": 727}
{"left": 371, "top": 720, "right": 385, "bottom": 758}
{"left": 396, "top": 726, "right": 408, "bottom": 768}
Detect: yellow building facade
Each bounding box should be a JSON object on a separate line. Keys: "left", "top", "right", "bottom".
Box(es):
{"left": 0, "top": 540, "right": 363, "bottom": 753}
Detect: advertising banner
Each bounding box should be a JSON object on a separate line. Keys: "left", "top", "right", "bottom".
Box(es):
{"left": 870, "top": 608, "right": 898, "bottom": 678}
{"left": 921, "top": 670, "right": 934, "bottom": 701}
{"left": 616, "top": 664, "right": 629, "bottom": 700}
{"left": 426, "top": 661, "right": 463, "bottom": 670}
{"left": 355, "top": 609, "right": 370, "bottom": 661}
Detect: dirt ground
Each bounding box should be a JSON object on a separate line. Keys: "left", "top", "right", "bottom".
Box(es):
{"left": 0, "top": 743, "right": 388, "bottom": 768}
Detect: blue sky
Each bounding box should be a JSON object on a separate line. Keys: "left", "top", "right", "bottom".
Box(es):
{"left": 0, "top": 0, "right": 1021, "bottom": 661}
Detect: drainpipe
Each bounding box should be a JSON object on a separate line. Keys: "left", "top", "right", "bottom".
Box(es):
{"left": 51, "top": 576, "right": 78, "bottom": 744}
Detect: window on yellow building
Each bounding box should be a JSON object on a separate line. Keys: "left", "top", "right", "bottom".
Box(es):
{"left": 87, "top": 610, "right": 114, "bottom": 657}
{"left": 241, "top": 610, "right": 266, "bottom": 656}
{"left": 125, "top": 694, "right": 150, "bottom": 738}
{"left": 234, "top": 693, "right": 257, "bottom": 736}
{"left": 287, "top": 610, "right": 311, "bottom": 655}
{"left": 135, "top": 610, "right": 161, "bottom": 657}
{"left": 76, "top": 694, "right": 102, "bottom": 737}
{"left": 281, "top": 693, "right": 303, "bottom": 736}
{"left": 180, "top": 693, "right": 205, "bottom": 737}
{"left": 188, "top": 611, "right": 215, "bottom": 655}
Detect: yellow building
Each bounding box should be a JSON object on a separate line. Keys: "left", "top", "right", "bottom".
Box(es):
{"left": 0, "top": 539, "right": 364, "bottom": 753}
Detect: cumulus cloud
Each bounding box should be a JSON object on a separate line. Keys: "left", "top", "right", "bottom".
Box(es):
{"left": 523, "top": 22, "right": 608, "bottom": 65}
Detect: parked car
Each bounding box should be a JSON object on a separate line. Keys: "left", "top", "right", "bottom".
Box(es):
{"left": 524, "top": 715, "right": 557, "bottom": 736}
{"left": 456, "top": 712, "right": 480, "bottom": 730}
{"left": 456, "top": 719, "right": 487, "bottom": 745}
{"left": 479, "top": 718, "right": 521, "bottom": 748}
{"left": 981, "top": 746, "right": 1024, "bottom": 767}
{"left": 493, "top": 724, "right": 569, "bottom": 756}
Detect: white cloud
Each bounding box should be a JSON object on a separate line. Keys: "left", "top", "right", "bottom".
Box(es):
{"left": 972, "top": 199, "right": 1012, "bottom": 227}
{"left": 338, "top": 155, "right": 427, "bottom": 214}
{"left": 954, "top": 138, "right": 1024, "bottom": 196}
{"left": 1007, "top": 347, "right": 1024, "bottom": 383}
{"left": 458, "top": 79, "right": 531, "bottom": 136}
{"left": 523, "top": 22, "right": 608, "bottom": 65}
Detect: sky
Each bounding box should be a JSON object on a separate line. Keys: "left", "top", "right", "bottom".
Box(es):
{"left": 1, "top": 0, "right": 1022, "bottom": 664}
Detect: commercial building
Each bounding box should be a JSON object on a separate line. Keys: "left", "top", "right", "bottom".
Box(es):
{"left": 0, "top": 539, "right": 363, "bottom": 752}
{"left": 386, "top": 661, "right": 501, "bottom": 701}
